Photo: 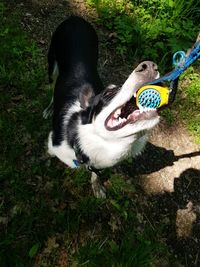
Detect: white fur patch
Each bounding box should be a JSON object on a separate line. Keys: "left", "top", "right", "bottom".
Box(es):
{"left": 78, "top": 123, "right": 140, "bottom": 169}
{"left": 63, "top": 100, "right": 82, "bottom": 125}
{"left": 47, "top": 101, "right": 82, "bottom": 167}
{"left": 47, "top": 131, "right": 77, "bottom": 168}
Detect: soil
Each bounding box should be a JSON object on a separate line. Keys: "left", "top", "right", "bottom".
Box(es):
{"left": 6, "top": 0, "right": 200, "bottom": 266}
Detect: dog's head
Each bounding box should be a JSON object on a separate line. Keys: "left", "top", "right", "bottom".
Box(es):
{"left": 81, "top": 61, "right": 160, "bottom": 139}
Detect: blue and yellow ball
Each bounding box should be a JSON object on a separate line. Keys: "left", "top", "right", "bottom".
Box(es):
{"left": 136, "top": 85, "right": 170, "bottom": 109}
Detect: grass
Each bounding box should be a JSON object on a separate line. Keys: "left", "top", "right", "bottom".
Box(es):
{"left": 0, "top": 3, "right": 169, "bottom": 265}
{"left": 87, "top": 0, "right": 200, "bottom": 71}
{"left": 87, "top": 0, "right": 200, "bottom": 142}
{"left": 75, "top": 231, "right": 162, "bottom": 267}
{"left": 177, "top": 67, "right": 200, "bottom": 143}
{"left": 159, "top": 66, "right": 200, "bottom": 142}
{"left": 0, "top": 0, "right": 199, "bottom": 266}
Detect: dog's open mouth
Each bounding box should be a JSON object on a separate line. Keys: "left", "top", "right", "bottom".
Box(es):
{"left": 105, "top": 96, "right": 157, "bottom": 131}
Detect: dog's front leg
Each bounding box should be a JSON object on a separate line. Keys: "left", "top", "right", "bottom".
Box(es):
{"left": 91, "top": 172, "right": 106, "bottom": 198}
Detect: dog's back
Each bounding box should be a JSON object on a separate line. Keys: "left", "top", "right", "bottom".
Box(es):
{"left": 48, "top": 16, "right": 100, "bottom": 82}
{"left": 48, "top": 16, "right": 103, "bottom": 146}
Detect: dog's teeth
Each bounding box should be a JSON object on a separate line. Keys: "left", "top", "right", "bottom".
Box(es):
{"left": 114, "top": 108, "right": 121, "bottom": 119}
{"left": 139, "top": 105, "right": 144, "bottom": 113}
{"left": 139, "top": 106, "right": 156, "bottom": 113}
{"left": 112, "top": 120, "right": 117, "bottom": 126}
{"left": 119, "top": 118, "right": 126, "bottom": 124}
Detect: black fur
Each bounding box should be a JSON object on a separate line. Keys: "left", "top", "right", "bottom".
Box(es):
{"left": 80, "top": 85, "right": 121, "bottom": 125}
{"left": 48, "top": 16, "right": 104, "bottom": 146}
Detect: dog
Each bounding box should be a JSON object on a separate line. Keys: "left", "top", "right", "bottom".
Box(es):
{"left": 45, "top": 16, "right": 160, "bottom": 198}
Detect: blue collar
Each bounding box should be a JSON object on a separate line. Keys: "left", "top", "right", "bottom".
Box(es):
{"left": 72, "top": 159, "right": 80, "bottom": 168}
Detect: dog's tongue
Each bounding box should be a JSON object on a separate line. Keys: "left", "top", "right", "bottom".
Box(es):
{"left": 127, "top": 110, "right": 141, "bottom": 121}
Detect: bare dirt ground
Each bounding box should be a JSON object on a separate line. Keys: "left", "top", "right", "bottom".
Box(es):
{"left": 7, "top": 0, "right": 200, "bottom": 266}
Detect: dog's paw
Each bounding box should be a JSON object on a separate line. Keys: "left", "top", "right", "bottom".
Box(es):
{"left": 92, "top": 181, "right": 106, "bottom": 198}
{"left": 91, "top": 172, "right": 106, "bottom": 198}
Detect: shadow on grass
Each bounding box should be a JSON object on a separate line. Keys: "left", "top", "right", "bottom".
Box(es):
{"left": 145, "top": 168, "right": 200, "bottom": 267}
{"left": 120, "top": 142, "right": 200, "bottom": 176}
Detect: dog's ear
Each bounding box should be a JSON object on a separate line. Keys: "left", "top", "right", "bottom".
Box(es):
{"left": 81, "top": 94, "right": 102, "bottom": 124}
{"left": 79, "top": 85, "right": 94, "bottom": 109}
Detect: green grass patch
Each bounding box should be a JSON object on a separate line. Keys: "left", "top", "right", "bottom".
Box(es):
{"left": 0, "top": 2, "right": 54, "bottom": 266}
{"left": 75, "top": 231, "right": 162, "bottom": 267}
{"left": 87, "top": 0, "right": 199, "bottom": 71}
{"left": 160, "top": 108, "right": 175, "bottom": 125}
{"left": 159, "top": 67, "right": 200, "bottom": 142}
{"left": 0, "top": 1, "right": 192, "bottom": 266}
{"left": 87, "top": 0, "right": 200, "bottom": 141}
{"left": 0, "top": 4, "right": 45, "bottom": 97}
{"left": 178, "top": 66, "right": 200, "bottom": 142}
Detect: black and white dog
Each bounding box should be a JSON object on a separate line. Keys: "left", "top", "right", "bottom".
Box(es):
{"left": 45, "top": 16, "right": 160, "bottom": 197}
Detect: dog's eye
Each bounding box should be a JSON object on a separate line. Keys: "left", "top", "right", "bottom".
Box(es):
{"left": 136, "top": 68, "right": 144, "bottom": 72}
{"left": 103, "top": 87, "right": 120, "bottom": 100}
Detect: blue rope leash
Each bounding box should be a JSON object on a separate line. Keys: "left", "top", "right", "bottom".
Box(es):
{"left": 149, "top": 41, "right": 200, "bottom": 105}
{"left": 136, "top": 41, "right": 200, "bottom": 109}
{"left": 149, "top": 41, "right": 200, "bottom": 86}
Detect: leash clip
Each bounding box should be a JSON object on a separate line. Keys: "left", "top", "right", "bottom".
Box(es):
{"left": 172, "top": 51, "right": 186, "bottom": 67}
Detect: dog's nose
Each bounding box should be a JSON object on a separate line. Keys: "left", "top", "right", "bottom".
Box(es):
{"left": 135, "top": 61, "right": 158, "bottom": 73}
